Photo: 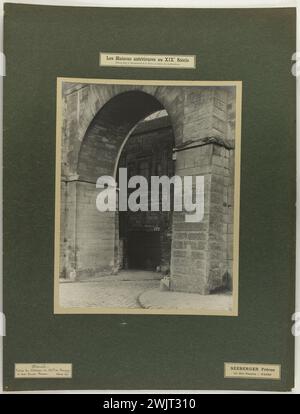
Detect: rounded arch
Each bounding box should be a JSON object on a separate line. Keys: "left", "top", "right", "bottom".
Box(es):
{"left": 77, "top": 90, "right": 169, "bottom": 182}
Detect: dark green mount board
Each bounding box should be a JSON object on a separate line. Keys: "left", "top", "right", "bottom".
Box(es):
{"left": 3, "top": 4, "right": 296, "bottom": 391}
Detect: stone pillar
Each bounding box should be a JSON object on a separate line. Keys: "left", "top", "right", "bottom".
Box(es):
{"left": 60, "top": 179, "right": 77, "bottom": 280}
{"left": 170, "top": 140, "right": 234, "bottom": 294}
{"left": 169, "top": 86, "right": 235, "bottom": 294}
{"left": 60, "top": 177, "right": 116, "bottom": 280}
{"left": 170, "top": 143, "right": 212, "bottom": 294}
{"left": 75, "top": 181, "right": 116, "bottom": 279}
{"left": 207, "top": 143, "right": 234, "bottom": 292}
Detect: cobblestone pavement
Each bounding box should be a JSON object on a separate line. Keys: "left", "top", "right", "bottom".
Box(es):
{"left": 59, "top": 271, "right": 160, "bottom": 308}
{"left": 59, "top": 270, "right": 232, "bottom": 312}
{"left": 139, "top": 289, "right": 232, "bottom": 312}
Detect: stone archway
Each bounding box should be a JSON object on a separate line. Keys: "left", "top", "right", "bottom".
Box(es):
{"left": 60, "top": 82, "right": 236, "bottom": 294}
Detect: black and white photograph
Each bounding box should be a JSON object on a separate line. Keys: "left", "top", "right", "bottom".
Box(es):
{"left": 55, "top": 79, "right": 241, "bottom": 315}
{"left": 2, "top": 0, "right": 297, "bottom": 395}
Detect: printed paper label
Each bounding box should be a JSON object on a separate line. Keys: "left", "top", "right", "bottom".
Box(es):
{"left": 99, "top": 53, "right": 196, "bottom": 69}
{"left": 15, "top": 363, "right": 72, "bottom": 379}
{"left": 224, "top": 363, "right": 281, "bottom": 380}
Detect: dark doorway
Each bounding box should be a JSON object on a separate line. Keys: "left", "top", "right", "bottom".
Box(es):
{"left": 127, "top": 231, "right": 161, "bottom": 270}
{"left": 117, "top": 110, "right": 175, "bottom": 274}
